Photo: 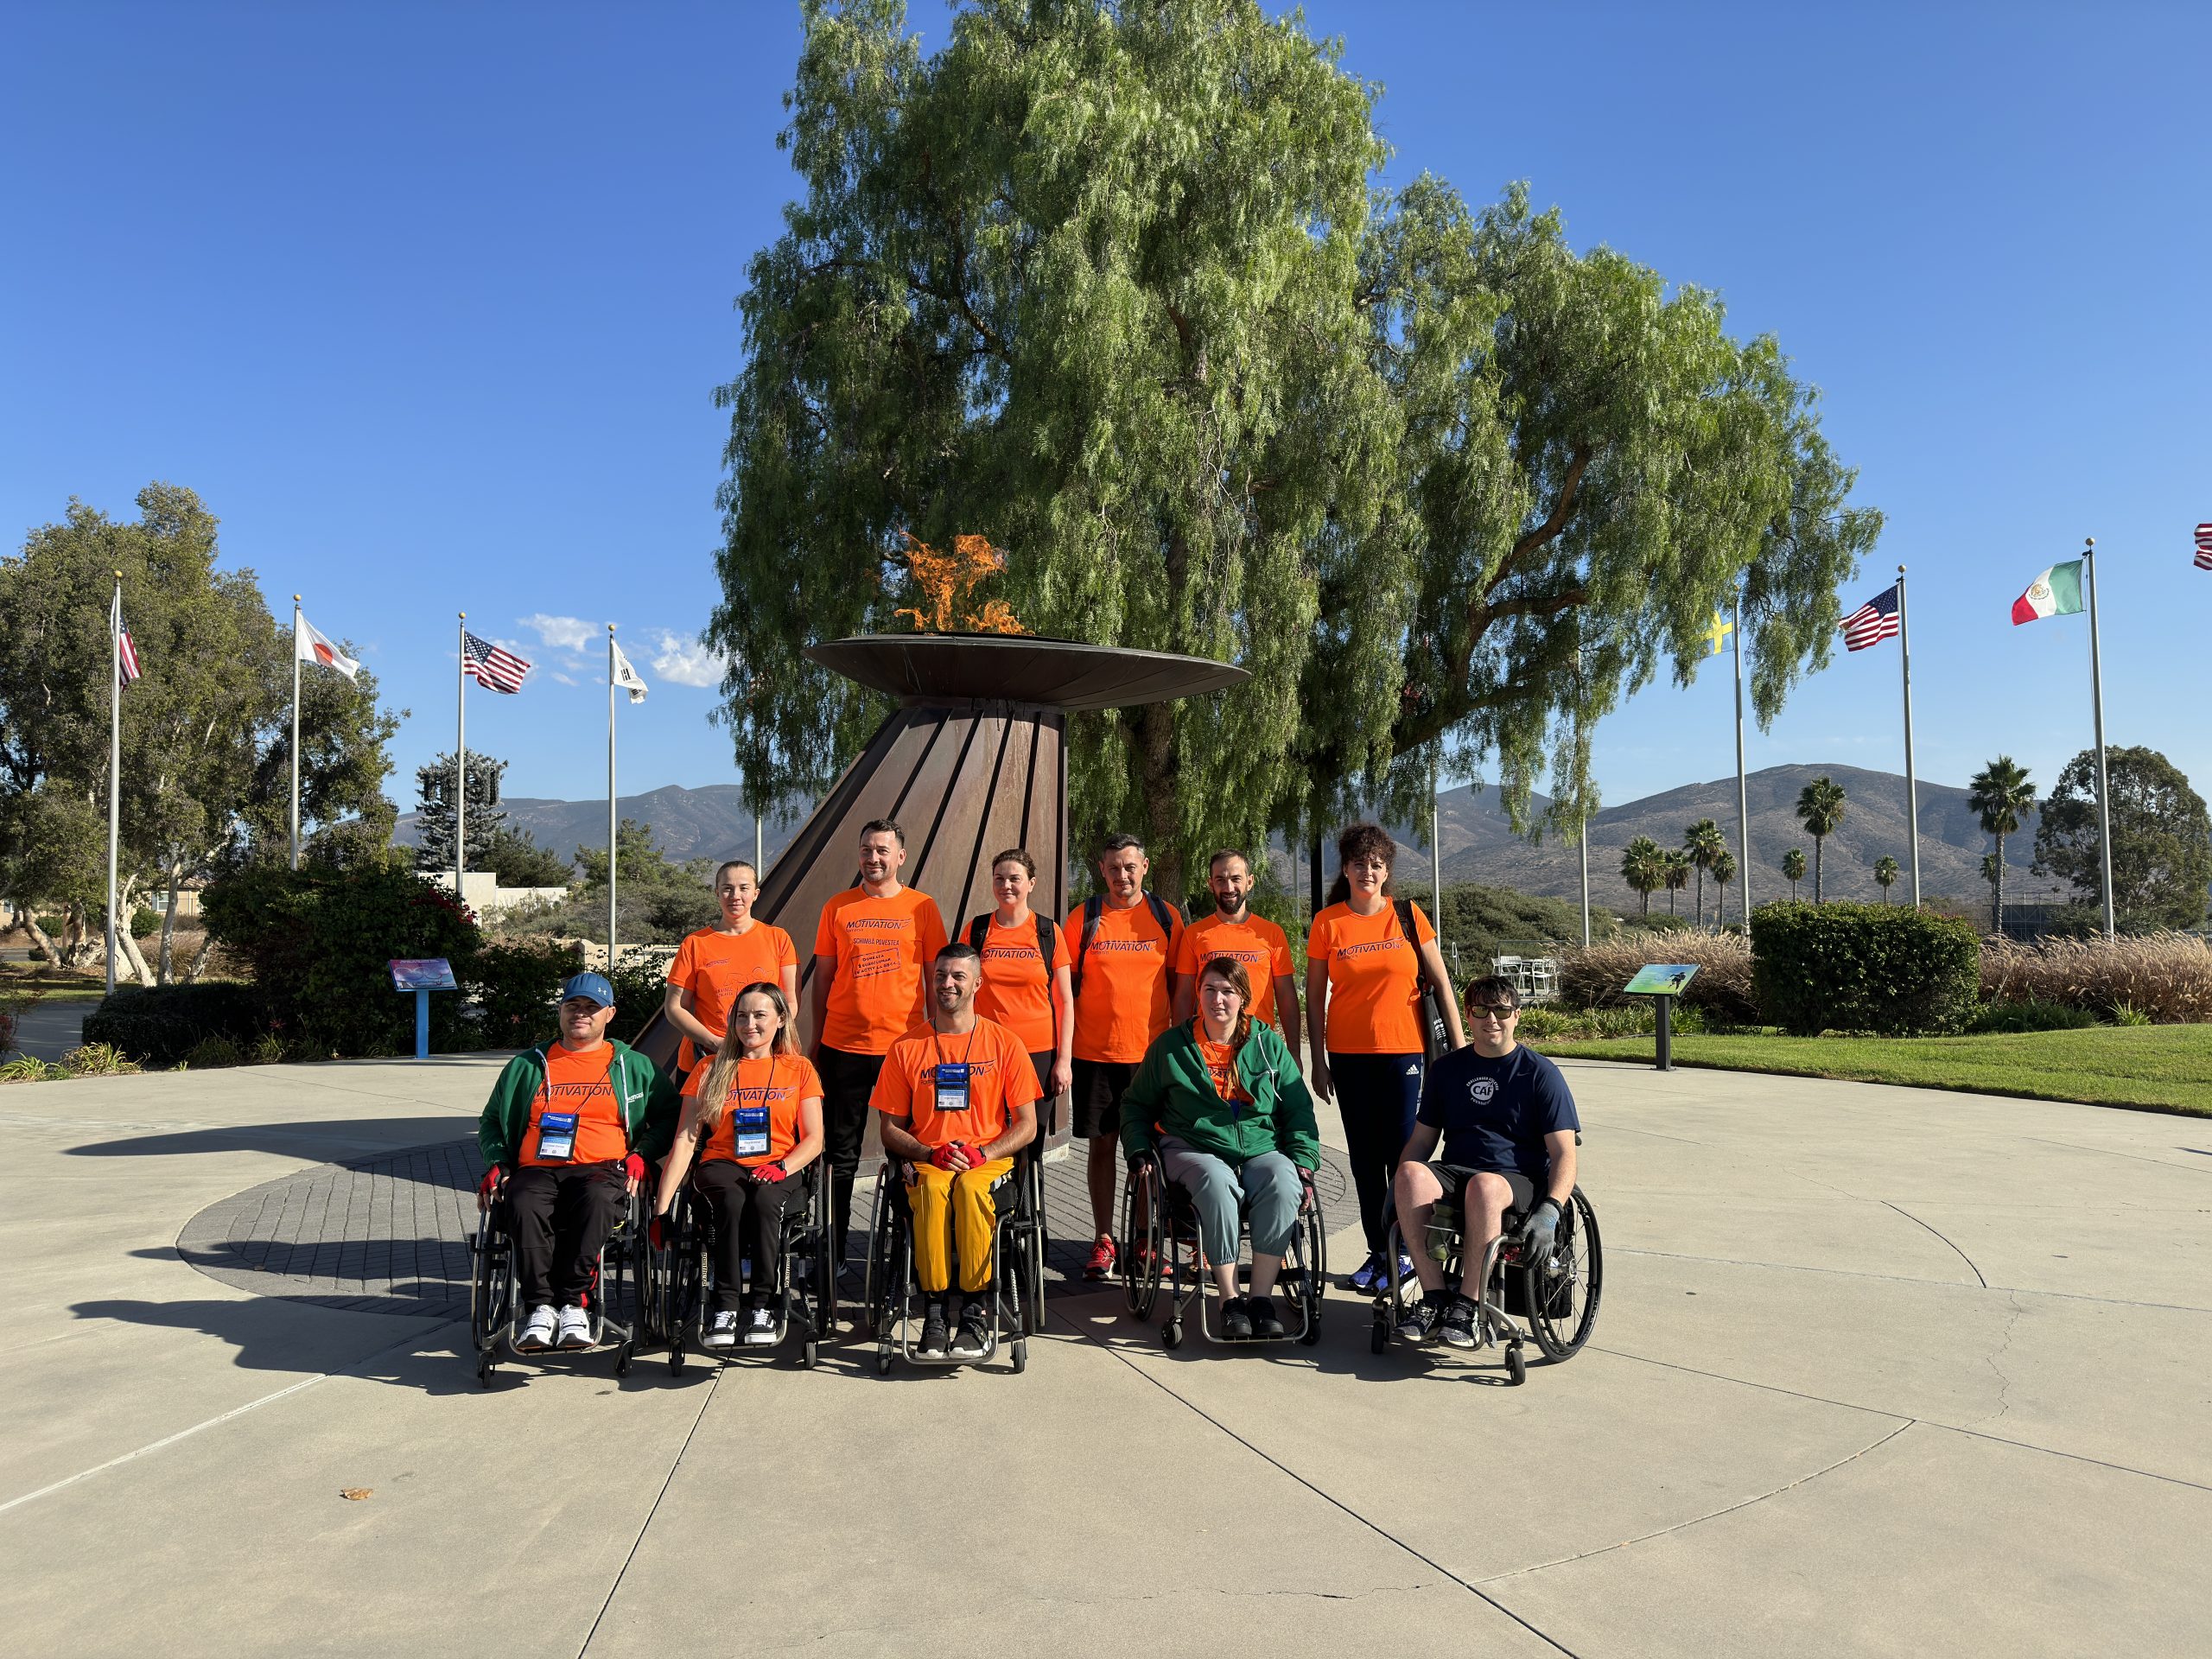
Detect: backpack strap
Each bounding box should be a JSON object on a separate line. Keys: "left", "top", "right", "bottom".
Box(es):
{"left": 966, "top": 913, "right": 991, "bottom": 951}
{"left": 1072, "top": 895, "right": 1106, "bottom": 998}
{"left": 1393, "top": 898, "right": 1416, "bottom": 942}
{"left": 1145, "top": 893, "right": 1179, "bottom": 943}
{"left": 1035, "top": 911, "right": 1055, "bottom": 975}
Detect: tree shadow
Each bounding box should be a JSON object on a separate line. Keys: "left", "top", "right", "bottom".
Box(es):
{"left": 66, "top": 1118, "right": 476, "bottom": 1160}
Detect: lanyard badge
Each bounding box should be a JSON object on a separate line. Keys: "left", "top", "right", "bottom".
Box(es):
{"left": 932, "top": 1062, "right": 972, "bottom": 1115}
{"left": 536, "top": 1110, "right": 579, "bottom": 1162}
{"left": 733, "top": 1102, "right": 771, "bottom": 1157}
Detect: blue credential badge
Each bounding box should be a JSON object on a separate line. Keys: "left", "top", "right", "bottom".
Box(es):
{"left": 733, "top": 1103, "right": 771, "bottom": 1158}
{"left": 536, "top": 1110, "right": 579, "bottom": 1162}
{"left": 932, "top": 1062, "right": 971, "bottom": 1114}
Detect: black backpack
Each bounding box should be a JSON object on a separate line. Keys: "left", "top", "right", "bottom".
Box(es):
{"left": 1071, "top": 892, "right": 1179, "bottom": 1001}
{"left": 1393, "top": 898, "right": 1451, "bottom": 1060}
{"left": 966, "top": 910, "right": 1058, "bottom": 975}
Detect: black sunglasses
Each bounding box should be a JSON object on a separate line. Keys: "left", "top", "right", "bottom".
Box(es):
{"left": 1467, "top": 1003, "right": 1519, "bottom": 1020}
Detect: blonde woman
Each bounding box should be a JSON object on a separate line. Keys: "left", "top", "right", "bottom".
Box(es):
{"left": 654, "top": 983, "right": 823, "bottom": 1348}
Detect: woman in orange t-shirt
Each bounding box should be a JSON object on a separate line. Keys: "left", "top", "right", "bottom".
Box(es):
{"left": 968, "top": 848, "right": 1075, "bottom": 1106}
{"left": 1305, "top": 823, "right": 1465, "bottom": 1295}
{"left": 654, "top": 983, "right": 823, "bottom": 1350}
{"left": 663, "top": 860, "right": 801, "bottom": 1077}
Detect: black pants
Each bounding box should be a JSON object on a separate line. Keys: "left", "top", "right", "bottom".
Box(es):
{"left": 816, "top": 1045, "right": 887, "bottom": 1266}
{"left": 1328, "top": 1052, "right": 1425, "bottom": 1254}
{"left": 506, "top": 1163, "right": 628, "bottom": 1306}
{"left": 692, "top": 1161, "right": 807, "bottom": 1309}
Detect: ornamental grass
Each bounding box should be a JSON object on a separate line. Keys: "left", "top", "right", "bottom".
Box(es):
{"left": 1980, "top": 932, "right": 2212, "bottom": 1025}
{"left": 1554, "top": 932, "right": 1758, "bottom": 1025}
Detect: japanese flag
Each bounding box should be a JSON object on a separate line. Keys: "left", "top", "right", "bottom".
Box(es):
{"left": 296, "top": 613, "right": 360, "bottom": 680}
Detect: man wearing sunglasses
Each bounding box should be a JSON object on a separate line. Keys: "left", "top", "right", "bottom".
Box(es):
{"left": 1390, "top": 976, "right": 1580, "bottom": 1348}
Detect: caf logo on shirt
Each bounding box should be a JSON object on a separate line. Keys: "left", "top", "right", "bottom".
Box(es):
{"left": 1466, "top": 1077, "right": 1498, "bottom": 1104}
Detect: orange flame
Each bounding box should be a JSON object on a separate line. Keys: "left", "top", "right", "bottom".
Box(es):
{"left": 891, "top": 531, "right": 1029, "bottom": 635}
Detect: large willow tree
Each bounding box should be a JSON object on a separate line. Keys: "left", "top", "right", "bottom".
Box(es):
{"left": 710, "top": 0, "right": 1879, "bottom": 899}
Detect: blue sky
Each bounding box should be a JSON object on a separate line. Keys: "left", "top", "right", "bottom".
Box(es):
{"left": 4, "top": 2, "right": 2208, "bottom": 827}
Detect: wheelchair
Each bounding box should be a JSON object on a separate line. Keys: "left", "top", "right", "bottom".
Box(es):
{"left": 1369, "top": 1180, "right": 1602, "bottom": 1385}
{"left": 468, "top": 1173, "right": 654, "bottom": 1387}
{"left": 1117, "top": 1151, "right": 1327, "bottom": 1350}
{"left": 860, "top": 1141, "right": 1046, "bottom": 1375}
{"left": 654, "top": 1164, "right": 836, "bottom": 1374}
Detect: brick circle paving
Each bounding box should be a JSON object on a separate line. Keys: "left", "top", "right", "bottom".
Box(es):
{"left": 175, "top": 1136, "right": 1354, "bottom": 1319}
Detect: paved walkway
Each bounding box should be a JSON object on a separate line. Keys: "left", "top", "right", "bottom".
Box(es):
{"left": 3, "top": 1053, "right": 2207, "bottom": 1656}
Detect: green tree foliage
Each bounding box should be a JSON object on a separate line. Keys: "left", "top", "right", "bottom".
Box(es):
{"left": 1783, "top": 846, "right": 1807, "bottom": 899}
{"left": 1391, "top": 879, "right": 1613, "bottom": 968}
{"left": 1662, "top": 847, "right": 1691, "bottom": 915}
{"left": 1873, "top": 855, "right": 1899, "bottom": 903}
{"left": 2032, "top": 746, "right": 2212, "bottom": 931}
{"left": 574, "top": 820, "right": 718, "bottom": 941}
{"left": 1683, "top": 817, "right": 1727, "bottom": 926}
{"left": 1794, "top": 775, "right": 1847, "bottom": 901}
{"left": 1751, "top": 899, "right": 1980, "bottom": 1036}
{"left": 1620, "top": 836, "right": 1665, "bottom": 918}
{"left": 481, "top": 826, "right": 574, "bottom": 889}
{"left": 412, "top": 750, "right": 507, "bottom": 874}
{"left": 1967, "top": 754, "right": 2035, "bottom": 936}
{"left": 708, "top": 0, "right": 1880, "bottom": 899}
{"left": 1712, "top": 849, "right": 1738, "bottom": 922}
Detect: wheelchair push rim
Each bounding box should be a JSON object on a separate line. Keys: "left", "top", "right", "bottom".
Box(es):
{"left": 1521, "top": 1185, "right": 1601, "bottom": 1362}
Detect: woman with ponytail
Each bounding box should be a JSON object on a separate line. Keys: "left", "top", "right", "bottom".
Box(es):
{"left": 1120, "top": 958, "right": 1319, "bottom": 1340}
{"left": 653, "top": 983, "right": 823, "bottom": 1349}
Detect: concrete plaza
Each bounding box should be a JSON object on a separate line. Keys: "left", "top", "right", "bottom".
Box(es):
{"left": 3, "top": 1051, "right": 2207, "bottom": 1656}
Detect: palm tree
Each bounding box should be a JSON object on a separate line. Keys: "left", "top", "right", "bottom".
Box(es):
{"left": 1783, "top": 847, "right": 1807, "bottom": 900}
{"left": 1967, "top": 755, "right": 2036, "bottom": 936}
{"left": 1712, "top": 849, "right": 1738, "bottom": 923}
{"left": 1874, "top": 855, "right": 1899, "bottom": 903}
{"left": 1683, "top": 818, "right": 1727, "bottom": 928}
{"left": 1794, "top": 776, "right": 1847, "bottom": 901}
{"left": 1620, "top": 836, "right": 1665, "bottom": 918}
{"left": 1662, "top": 849, "right": 1691, "bottom": 915}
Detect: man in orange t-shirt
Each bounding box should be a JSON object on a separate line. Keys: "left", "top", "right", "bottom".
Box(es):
{"left": 1171, "top": 849, "right": 1300, "bottom": 1054}
{"left": 810, "top": 818, "right": 950, "bottom": 1269}
{"left": 873, "top": 944, "right": 1039, "bottom": 1359}
{"left": 1065, "top": 833, "right": 1184, "bottom": 1279}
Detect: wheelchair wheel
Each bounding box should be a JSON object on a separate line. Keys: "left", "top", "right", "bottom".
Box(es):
{"left": 1505, "top": 1344, "right": 1527, "bottom": 1386}
{"left": 1294, "top": 1192, "right": 1325, "bottom": 1346}
{"left": 1522, "top": 1186, "right": 1602, "bottom": 1363}
{"left": 810, "top": 1173, "right": 839, "bottom": 1341}
{"left": 1161, "top": 1318, "right": 1183, "bottom": 1351}
{"left": 861, "top": 1173, "right": 894, "bottom": 1339}
{"left": 1011, "top": 1338, "right": 1027, "bottom": 1374}
{"left": 1019, "top": 1160, "right": 1046, "bottom": 1337}
{"left": 1120, "top": 1163, "right": 1162, "bottom": 1320}
{"left": 467, "top": 1209, "right": 508, "bottom": 1357}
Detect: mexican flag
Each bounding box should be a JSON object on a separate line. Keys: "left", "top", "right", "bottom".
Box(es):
{"left": 2012, "top": 559, "right": 2084, "bottom": 625}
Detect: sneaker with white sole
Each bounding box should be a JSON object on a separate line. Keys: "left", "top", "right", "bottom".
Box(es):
{"left": 918, "top": 1302, "right": 950, "bottom": 1357}
{"left": 950, "top": 1304, "right": 990, "bottom": 1359}
{"left": 556, "top": 1306, "right": 593, "bottom": 1350}
{"left": 1395, "top": 1291, "right": 1449, "bottom": 1345}
{"left": 1438, "top": 1294, "right": 1479, "bottom": 1351}
{"left": 518, "top": 1305, "right": 556, "bottom": 1351}
{"left": 703, "top": 1310, "right": 739, "bottom": 1350}
{"left": 741, "top": 1307, "right": 778, "bottom": 1347}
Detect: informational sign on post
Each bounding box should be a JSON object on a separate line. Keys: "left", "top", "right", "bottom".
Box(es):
{"left": 1623, "top": 964, "right": 1699, "bottom": 1071}
{"left": 390, "top": 958, "right": 458, "bottom": 1058}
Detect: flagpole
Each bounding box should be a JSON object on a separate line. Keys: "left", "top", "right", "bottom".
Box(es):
{"left": 2084, "top": 537, "right": 2114, "bottom": 938}
{"left": 1574, "top": 643, "right": 1591, "bottom": 947}
{"left": 1897, "top": 565, "right": 1922, "bottom": 909}
{"left": 106, "top": 572, "right": 122, "bottom": 998}
{"left": 289, "top": 595, "right": 302, "bottom": 871}
{"left": 456, "top": 613, "right": 467, "bottom": 906}
{"left": 608, "top": 623, "right": 619, "bottom": 968}
{"left": 1732, "top": 592, "right": 1751, "bottom": 925}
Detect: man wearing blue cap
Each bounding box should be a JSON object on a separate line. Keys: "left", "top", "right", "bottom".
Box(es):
{"left": 478, "top": 972, "right": 680, "bottom": 1351}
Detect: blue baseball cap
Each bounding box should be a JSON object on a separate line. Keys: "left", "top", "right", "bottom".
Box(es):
{"left": 560, "top": 972, "right": 616, "bottom": 1009}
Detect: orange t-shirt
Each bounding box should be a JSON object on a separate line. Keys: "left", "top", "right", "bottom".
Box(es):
{"left": 869, "top": 1016, "right": 1041, "bottom": 1150}
{"left": 973, "top": 912, "right": 1071, "bottom": 1053}
{"left": 683, "top": 1052, "right": 823, "bottom": 1167}
{"left": 1195, "top": 1030, "right": 1250, "bottom": 1103}
{"left": 1173, "top": 911, "right": 1295, "bottom": 1027}
{"left": 522, "top": 1042, "right": 628, "bottom": 1166}
{"left": 813, "top": 886, "right": 950, "bottom": 1055}
{"left": 667, "top": 922, "right": 799, "bottom": 1071}
{"left": 1067, "top": 898, "right": 1184, "bottom": 1064}
{"left": 1307, "top": 900, "right": 1436, "bottom": 1055}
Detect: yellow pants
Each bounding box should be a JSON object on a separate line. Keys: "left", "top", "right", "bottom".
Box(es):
{"left": 906, "top": 1158, "right": 1014, "bottom": 1294}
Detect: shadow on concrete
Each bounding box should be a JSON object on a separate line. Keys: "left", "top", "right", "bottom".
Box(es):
{"left": 66, "top": 1117, "right": 475, "bottom": 1159}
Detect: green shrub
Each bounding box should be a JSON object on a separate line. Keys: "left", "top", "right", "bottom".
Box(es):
{"left": 2108, "top": 1001, "right": 2153, "bottom": 1027}
{"left": 0, "top": 1055, "right": 62, "bottom": 1083}
{"left": 130, "top": 905, "right": 161, "bottom": 938}
{"left": 607, "top": 948, "right": 671, "bottom": 1045}
{"left": 81, "top": 982, "right": 265, "bottom": 1066}
{"left": 466, "top": 940, "right": 577, "bottom": 1049}
{"left": 1751, "top": 901, "right": 1981, "bottom": 1036}
{"left": 1966, "top": 999, "right": 2098, "bottom": 1035}
{"left": 183, "top": 1034, "right": 245, "bottom": 1069}
{"left": 60, "top": 1042, "right": 138, "bottom": 1076}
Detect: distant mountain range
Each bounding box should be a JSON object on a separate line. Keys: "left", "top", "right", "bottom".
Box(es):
{"left": 395, "top": 763, "right": 2062, "bottom": 918}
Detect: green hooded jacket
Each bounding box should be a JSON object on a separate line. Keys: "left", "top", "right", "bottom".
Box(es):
{"left": 478, "top": 1039, "right": 680, "bottom": 1170}
{"left": 1120, "top": 1020, "right": 1319, "bottom": 1170}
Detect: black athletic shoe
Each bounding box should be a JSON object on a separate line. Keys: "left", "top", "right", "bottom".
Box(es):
{"left": 1219, "top": 1296, "right": 1253, "bottom": 1340}
{"left": 1395, "top": 1291, "right": 1448, "bottom": 1345}
{"left": 1439, "top": 1294, "right": 1479, "bottom": 1351}
{"left": 951, "top": 1304, "right": 990, "bottom": 1360}
{"left": 1246, "top": 1296, "right": 1285, "bottom": 1339}
{"left": 918, "top": 1302, "right": 950, "bottom": 1357}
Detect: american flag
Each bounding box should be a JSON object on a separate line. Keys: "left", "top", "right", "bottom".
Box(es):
{"left": 2195, "top": 523, "right": 2211, "bottom": 572}
{"left": 462, "top": 631, "right": 531, "bottom": 694}
{"left": 118, "top": 620, "right": 143, "bottom": 684}
{"left": 1839, "top": 583, "right": 1901, "bottom": 652}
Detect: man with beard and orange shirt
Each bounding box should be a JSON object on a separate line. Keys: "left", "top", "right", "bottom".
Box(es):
{"left": 1171, "top": 848, "right": 1300, "bottom": 1055}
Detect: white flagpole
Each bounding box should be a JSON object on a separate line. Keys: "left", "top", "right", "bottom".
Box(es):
{"left": 2084, "top": 537, "right": 2114, "bottom": 938}
{"left": 290, "top": 595, "right": 302, "bottom": 871}
{"left": 608, "top": 624, "right": 619, "bottom": 968}
{"left": 1732, "top": 593, "right": 1751, "bottom": 925}
{"left": 1574, "top": 644, "right": 1591, "bottom": 947}
{"left": 105, "top": 572, "right": 122, "bottom": 997}
{"left": 456, "top": 613, "right": 467, "bottom": 905}
{"left": 1897, "top": 566, "right": 1922, "bottom": 909}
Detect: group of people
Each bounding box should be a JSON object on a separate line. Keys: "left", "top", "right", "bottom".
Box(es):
{"left": 475, "top": 817, "right": 1580, "bottom": 1360}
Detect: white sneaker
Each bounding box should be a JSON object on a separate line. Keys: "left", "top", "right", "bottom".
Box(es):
{"left": 741, "top": 1307, "right": 778, "bottom": 1347}
{"left": 702, "top": 1310, "right": 739, "bottom": 1350}
{"left": 556, "top": 1306, "right": 593, "bottom": 1350}
{"left": 518, "top": 1305, "right": 556, "bottom": 1351}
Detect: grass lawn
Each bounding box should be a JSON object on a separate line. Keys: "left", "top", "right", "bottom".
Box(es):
{"left": 1540, "top": 1024, "right": 2212, "bottom": 1116}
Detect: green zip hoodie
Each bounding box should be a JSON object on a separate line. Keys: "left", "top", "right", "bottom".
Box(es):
{"left": 1120, "top": 1020, "right": 1319, "bottom": 1170}
{"left": 478, "top": 1039, "right": 680, "bottom": 1170}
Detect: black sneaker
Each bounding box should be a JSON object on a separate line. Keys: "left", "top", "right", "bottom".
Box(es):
{"left": 1439, "top": 1294, "right": 1479, "bottom": 1351}
{"left": 918, "top": 1302, "right": 950, "bottom": 1357}
{"left": 951, "top": 1304, "right": 990, "bottom": 1359}
{"left": 1395, "top": 1291, "right": 1448, "bottom": 1345}
{"left": 1246, "top": 1297, "right": 1285, "bottom": 1339}
{"left": 1219, "top": 1296, "right": 1253, "bottom": 1340}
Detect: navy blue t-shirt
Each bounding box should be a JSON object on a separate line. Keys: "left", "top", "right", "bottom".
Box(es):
{"left": 1416, "top": 1044, "right": 1579, "bottom": 1180}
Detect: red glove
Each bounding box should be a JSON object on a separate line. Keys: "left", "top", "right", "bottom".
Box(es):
{"left": 476, "top": 1165, "right": 501, "bottom": 1198}
{"left": 930, "top": 1143, "right": 962, "bottom": 1171}
{"left": 753, "top": 1162, "right": 788, "bottom": 1184}
{"left": 960, "top": 1142, "right": 990, "bottom": 1171}
{"left": 623, "top": 1153, "right": 647, "bottom": 1185}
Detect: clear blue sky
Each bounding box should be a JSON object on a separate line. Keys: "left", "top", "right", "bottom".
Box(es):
{"left": 5, "top": 2, "right": 2208, "bottom": 829}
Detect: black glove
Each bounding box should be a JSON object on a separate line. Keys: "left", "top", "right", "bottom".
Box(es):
{"left": 1518, "top": 1198, "right": 1562, "bottom": 1261}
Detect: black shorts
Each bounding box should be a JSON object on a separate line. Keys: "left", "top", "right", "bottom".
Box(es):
{"left": 1069, "top": 1058, "right": 1137, "bottom": 1140}
{"left": 1423, "top": 1163, "right": 1536, "bottom": 1211}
